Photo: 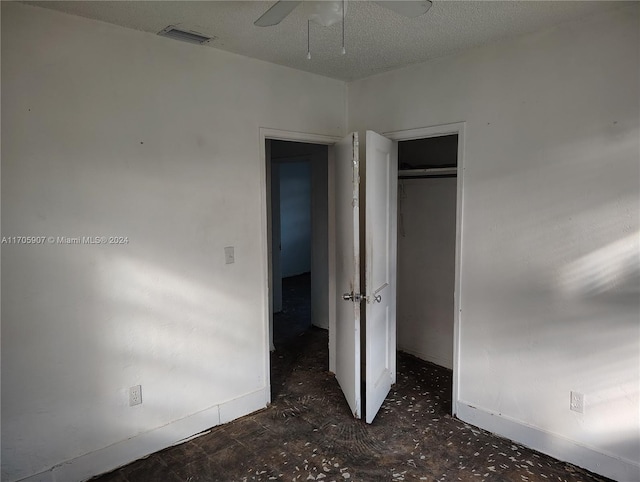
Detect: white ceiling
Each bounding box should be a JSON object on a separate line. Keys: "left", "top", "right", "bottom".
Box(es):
{"left": 25, "top": 0, "right": 624, "bottom": 81}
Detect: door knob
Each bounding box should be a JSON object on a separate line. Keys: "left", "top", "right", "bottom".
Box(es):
{"left": 343, "top": 292, "right": 364, "bottom": 302}
{"left": 374, "top": 294, "right": 382, "bottom": 303}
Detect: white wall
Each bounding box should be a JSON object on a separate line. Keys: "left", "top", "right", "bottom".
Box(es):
{"left": 349, "top": 5, "right": 639, "bottom": 481}
{"left": 397, "top": 177, "right": 456, "bottom": 369}
{"left": 279, "top": 161, "right": 312, "bottom": 277}
{"left": 0, "top": 3, "right": 345, "bottom": 481}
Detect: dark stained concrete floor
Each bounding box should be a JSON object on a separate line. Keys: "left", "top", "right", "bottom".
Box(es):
{"left": 92, "top": 274, "right": 611, "bottom": 482}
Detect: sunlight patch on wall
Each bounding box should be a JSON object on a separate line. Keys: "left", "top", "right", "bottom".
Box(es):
{"left": 96, "top": 254, "right": 262, "bottom": 430}
{"left": 558, "top": 231, "right": 639, "bottom": 298}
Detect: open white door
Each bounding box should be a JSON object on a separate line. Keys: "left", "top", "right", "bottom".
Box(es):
{"left": 334, "top": 132, "right": 362, "bottom": 418}
{"left": 332, "top": 130, "right": 396, "bottom": 423}
{"left": 364, "top": 130, "right": 398, "bottom": 424}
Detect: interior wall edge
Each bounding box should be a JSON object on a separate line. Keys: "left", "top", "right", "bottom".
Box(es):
{"left": 456, "top": 403, "right": 640, "bottom": 482}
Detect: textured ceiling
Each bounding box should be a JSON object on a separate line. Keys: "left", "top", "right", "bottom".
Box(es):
{"left": 25, "top": 1, "right": 624, "bottom": 81}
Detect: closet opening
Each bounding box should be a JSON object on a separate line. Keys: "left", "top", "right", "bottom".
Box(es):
{"left": 396, "top": 134, "right": 458, "bottom": 406}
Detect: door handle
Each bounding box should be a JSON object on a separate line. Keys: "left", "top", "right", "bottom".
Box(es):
{"left": 343, "top": 292, "right": 381, "bottom": 303}
{"left": 342, "top": 292, "right": 364, "bottom": 302}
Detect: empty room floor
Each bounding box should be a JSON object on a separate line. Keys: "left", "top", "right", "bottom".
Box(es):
{"left": 92, "top": 280, "right": 611, "bottom": 482}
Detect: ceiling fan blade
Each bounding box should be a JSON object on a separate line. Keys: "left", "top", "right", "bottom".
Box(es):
{"left": 254, "top": 1, "right": 302, "bottom": 27}
{"left": 374, "top": 0, "right": 433, "bottom": 18}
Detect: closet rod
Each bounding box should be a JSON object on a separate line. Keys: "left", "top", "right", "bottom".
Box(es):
{"left": 398, "top": 167, "right": 457, "bottom": 179}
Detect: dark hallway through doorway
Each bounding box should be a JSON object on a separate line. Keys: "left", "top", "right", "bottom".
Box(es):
{"left": 273, "top": 273, "right": 311, "bottom": 346}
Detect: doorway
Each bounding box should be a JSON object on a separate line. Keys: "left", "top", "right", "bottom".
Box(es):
{"left": 272, "top": 157, "right": 312, "bottom": 344}
{"left": 263, "top": 135, "right": 335, "bottom": 401}
{"left": 385, "top": 123, "right": 465, "bottom": 415}
{"left": 260, "top": 125, "right": 463, "bottom": 420}
{"left": 269, "top": 141, "right": 329, "bottom": 347}
{"left": 397, "top": 134, "right": 457, "bottom": 369}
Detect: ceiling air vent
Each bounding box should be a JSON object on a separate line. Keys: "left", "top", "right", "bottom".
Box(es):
{"left": 158, "top": 26, "right": 214, "bottom": 45}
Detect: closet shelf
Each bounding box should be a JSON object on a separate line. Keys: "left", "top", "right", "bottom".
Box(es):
{"left": 398, "top": 167, "right": 457, "bottom": 179}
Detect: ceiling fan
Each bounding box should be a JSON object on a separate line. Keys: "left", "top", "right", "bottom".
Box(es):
{"left": 254, "top": 1, "right": 433, "bottom": 28}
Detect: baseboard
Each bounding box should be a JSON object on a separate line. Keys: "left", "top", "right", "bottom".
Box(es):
{"left": 19, "top": 387, "right": 268, "bottom": 482}
{"left": 219, "top": 387, "right": 269, "bottom": 424}
{"left": 456, "top": 402, "right": 640, "bottom": 482}
{"left": 398, "top": 346, "right": 453, "bottom": 370}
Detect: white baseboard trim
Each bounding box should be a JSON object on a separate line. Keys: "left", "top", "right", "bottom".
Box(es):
{"left": 456, "top": 402, "right": 640, "bottom": 482}
{"left": 219, "top": 387, "right": 269, "bottom": 424}
{"left": 18, "top": 387, "right": 268, "bottom": 482}
{"left": 398, "top": 346, "right": 453, "bottom": 370}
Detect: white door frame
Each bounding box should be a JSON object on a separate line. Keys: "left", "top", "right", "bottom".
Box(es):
{"left": 383, "top": 122, "right": 465, "bottom": 417}
{"left": 258, "top": 128, "right": 341, "bottom": 404}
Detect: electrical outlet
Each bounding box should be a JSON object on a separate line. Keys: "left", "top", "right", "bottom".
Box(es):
{"left": 570, "top": 391, "right": 584, "bottom": 413}
{"left": 224, "top": 246, "right": 235, "bottom": 264}
{"left": 129, "top": 385, "right": 142, "bottom": 406}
